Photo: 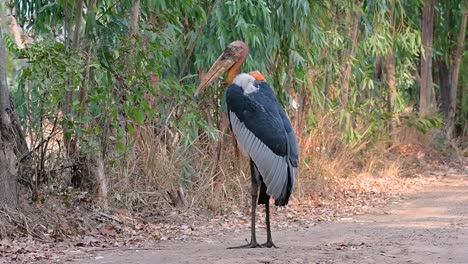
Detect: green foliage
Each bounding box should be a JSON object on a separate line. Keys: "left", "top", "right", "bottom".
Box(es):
{"left": 10, "top": 40, "right": 82, "bottom": 138}
{"left": 404, "top": 114, "right": 443, "bottom": 134}
{"left": 6, "top": 0, "right": 463, "bottom": 197}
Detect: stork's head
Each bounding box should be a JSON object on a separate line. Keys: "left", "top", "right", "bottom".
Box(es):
{"left": 194, "top": 40, "right": 249, "bottom": 97}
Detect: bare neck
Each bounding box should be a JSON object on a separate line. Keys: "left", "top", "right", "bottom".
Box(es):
{"left": 226, "top": 45, "right": 249, "bottom": 86}
{"left": 227, "top": 65, "right": 241, "bottom": 86}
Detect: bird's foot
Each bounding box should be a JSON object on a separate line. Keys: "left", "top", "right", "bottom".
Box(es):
{"left": 227, "top": 241, "right": 261, "bottom": 249}
{"left": 261, "top": 241, "right": 278, "bottom": 248}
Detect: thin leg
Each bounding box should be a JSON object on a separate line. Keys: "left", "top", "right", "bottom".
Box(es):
{"left": 262, "top": 201, "right": 278, "bottom": 248}
{"left": 248, "top": 179, "right": 260, "bottom": 245}
{"left": 228, "top": 160, "right": 261, "bottom": 249}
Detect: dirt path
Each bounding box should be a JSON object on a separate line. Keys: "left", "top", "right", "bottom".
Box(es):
{"left": 69, "top": 174, "right": 468, "bottom": 264}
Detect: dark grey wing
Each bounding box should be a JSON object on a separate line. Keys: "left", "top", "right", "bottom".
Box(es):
{"left": 226, "top": 81, "right": 296, "bottom": 202}
{"left": 278, "top": 106, "right": 298, "bottom": 188}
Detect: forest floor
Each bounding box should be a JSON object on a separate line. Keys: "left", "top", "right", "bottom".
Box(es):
{"left": 1, "top": 155, "right": 466, "bottom": 263}
{"left": 60, "top": 168, "right": 467, "bottom": 264}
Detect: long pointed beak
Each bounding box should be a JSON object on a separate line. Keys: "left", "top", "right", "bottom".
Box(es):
{"left": 194, "top": 54, "right": 237, "bottom": 98}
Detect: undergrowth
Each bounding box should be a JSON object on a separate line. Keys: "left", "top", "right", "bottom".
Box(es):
{"left": 106, "top": 111, "right": 453, "bottom": 214}
{"left": 0, "top": 111, "right": 462, "bottom": 246}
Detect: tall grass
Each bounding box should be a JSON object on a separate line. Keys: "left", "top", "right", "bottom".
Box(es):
{"left": 106, "top": 107, "right": 432, "bottom": 213}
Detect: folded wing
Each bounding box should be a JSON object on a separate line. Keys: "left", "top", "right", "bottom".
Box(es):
{"left": 226, "top": 81, "right": 297, "bottom": 204}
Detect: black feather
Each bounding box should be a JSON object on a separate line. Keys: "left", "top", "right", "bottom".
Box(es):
{"left": 226, "top": 79, "right": 298, "bottom": 206}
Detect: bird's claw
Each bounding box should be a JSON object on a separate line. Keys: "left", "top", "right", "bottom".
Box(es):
{"left": 227, "top": 241, "right": 262, "bottom": 249}
{"left": 261, "top": 241, "right": 278, "bottom": 248}
{"left": 227, "top": 240, "right": 278, "bottom": 249}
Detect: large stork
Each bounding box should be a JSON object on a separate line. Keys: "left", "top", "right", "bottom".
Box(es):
{"left": 194, "top": 41, "right": 299, "bottom": 248}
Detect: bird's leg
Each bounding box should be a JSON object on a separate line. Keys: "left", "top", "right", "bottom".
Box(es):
{"left": 262, "top": 201, "right": 278, "bottom": 248}
{"left": 247, "top": 179, "right": 260, "bottom": 247}
{"left": 227, "top": 160, "right": 261, "bottom": 249}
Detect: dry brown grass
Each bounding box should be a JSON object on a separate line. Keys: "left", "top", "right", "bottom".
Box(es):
{"left": 107, "top": 126, "right": 250, "bottom": 212}
{"left": 108, "top": 126, "right": 182, "bottom": 210}
{"left": 294, "top": 113, "right": 397, "bottom": 204}
{"left": 106, "top": 110, "right": 449, "bottom": 214}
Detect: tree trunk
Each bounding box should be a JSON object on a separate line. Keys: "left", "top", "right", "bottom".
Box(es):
{"left": 385, "top": 3, "right": 396, "bottom": 114}
{"left": 5, "top": 7, "right": 33, "bottom": 189}
{"left": 385, "top": 52, "right": 396, "bottom": 131}
{"left": 445, "top": 10, "right": 467, "bottom": 140}
{"left": 7, "top": 6, "right": 25, "bottom": 49}
{"left": 437, "top": 59, "right": 450, "bottom": 118}
{"left": 369, "top": 56, "right": 382, "bottom": 100}
{"left": 130, "top": 0, "right": 140, "bottom": 37}
{"left": 420, "top": 0, "right": 435, "bottom": 117}
{"left": 91, "top": 153, "right": 108, "bottom": 209}
{"left": 73, "top": 2, "right": 108, "bottom": 206}
{"left": 63, "top": 0, "right": 84, "bottom": 157}
{"left": 128, "top": 0, "right": 140, "bottom": 65}
{"left": 340, "top": 1, "right": 360, "bottom": 107}
{"left": 0, "top": 27, "right": 19, "bottom": 209}
{"left": 373, "top": 56, "right": 383, "bottom": 84}
{"left": 324, "top": 0, "right": 339, "bottom": 108}
{"left": 5, "top": 7, "right": 28, "bottom": 157}
{"left": 0, "top": 139, "right": 18, "bottom": 209}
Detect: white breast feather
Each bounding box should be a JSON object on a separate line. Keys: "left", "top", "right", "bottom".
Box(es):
{"left": 233, "top": 73, "right": 259, "bottom": 95}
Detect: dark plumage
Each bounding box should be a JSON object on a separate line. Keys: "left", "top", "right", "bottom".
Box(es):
{"left": 226, "top": 80, "right": 298, "bottom": 206}
{"left": 194, "top": 40, "right": 299, "bottom": 248}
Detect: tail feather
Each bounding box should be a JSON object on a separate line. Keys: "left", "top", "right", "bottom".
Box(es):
{"left": 255, "top": 162, "right": 295, "bottom": 206}
{"left": 274, "top": 166, "right": 294, "bottom": 206}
